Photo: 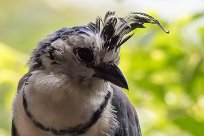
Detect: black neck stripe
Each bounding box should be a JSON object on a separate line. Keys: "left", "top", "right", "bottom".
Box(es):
{"left": 22, "top": 73, "right": 111, "bottom": 135}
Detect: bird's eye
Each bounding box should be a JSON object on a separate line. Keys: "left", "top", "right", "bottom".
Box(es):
{"left": 74, "top": 48, "right": 94, "bottom": 63}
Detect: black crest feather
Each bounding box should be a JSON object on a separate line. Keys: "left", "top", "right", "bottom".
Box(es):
{"left": 87, "top": 11, "right": 169, "bottom": 51}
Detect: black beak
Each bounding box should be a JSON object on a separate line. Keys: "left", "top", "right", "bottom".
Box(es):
{"left": 93, "top": 63, "right": 128, "bottom": 90}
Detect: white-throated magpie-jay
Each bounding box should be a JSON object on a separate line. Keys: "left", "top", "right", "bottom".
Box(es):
{"left": 12, "top": 11, "right": 168, "bottom": 136}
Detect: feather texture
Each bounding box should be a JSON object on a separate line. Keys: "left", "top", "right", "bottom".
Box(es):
{"left": 87, "top": 11, "right": 169, "bottom": 51}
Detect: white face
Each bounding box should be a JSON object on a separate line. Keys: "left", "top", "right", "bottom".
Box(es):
{"left": 39, "top": 32, "right": 120, "bottom": 80}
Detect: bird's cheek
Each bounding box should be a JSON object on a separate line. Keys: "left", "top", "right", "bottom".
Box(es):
{"left": 71, "top": 66, "right": 95, "bottom": 80}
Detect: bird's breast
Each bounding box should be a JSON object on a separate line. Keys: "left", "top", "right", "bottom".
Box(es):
{"left": 13, "top": 70, "right": 117, "bottom": 136}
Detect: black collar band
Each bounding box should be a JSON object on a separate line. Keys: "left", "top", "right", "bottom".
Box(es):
{"left": 22, "top": 73, "right": 111, "bottom": 135}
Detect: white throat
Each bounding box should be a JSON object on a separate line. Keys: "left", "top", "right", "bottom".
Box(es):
{"left": 13, "top": 70, "right": 118, "bottom": 136}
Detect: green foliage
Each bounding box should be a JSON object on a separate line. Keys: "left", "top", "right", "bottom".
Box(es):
{"left": 120, "top": 14, "right": 204, "bottom": 136}
{"left": 0, "top": 43, "right": 27, "bottom": 136}
{"left": 0, "top": 1, "right": 204, "bottom": 135}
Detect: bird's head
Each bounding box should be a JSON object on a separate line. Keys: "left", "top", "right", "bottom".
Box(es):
{"left": 29, "top": 11, "right": 168, "bottom": 89}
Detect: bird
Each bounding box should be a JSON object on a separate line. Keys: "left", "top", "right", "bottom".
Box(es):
{"left": 12, "top": 11, "right": 168, "bottom": 136}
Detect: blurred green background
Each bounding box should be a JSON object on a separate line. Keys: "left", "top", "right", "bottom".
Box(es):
{"left": 0, "top": 0, "right": 204, "bottom": 136}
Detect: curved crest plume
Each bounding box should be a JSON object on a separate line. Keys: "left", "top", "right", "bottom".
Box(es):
{"left": 87, "top": 11, "right": 169, "bottom": 51}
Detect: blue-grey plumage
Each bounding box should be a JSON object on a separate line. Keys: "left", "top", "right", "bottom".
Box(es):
{"left": 12, "top": 11, "right": 168, "bottom": 136}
